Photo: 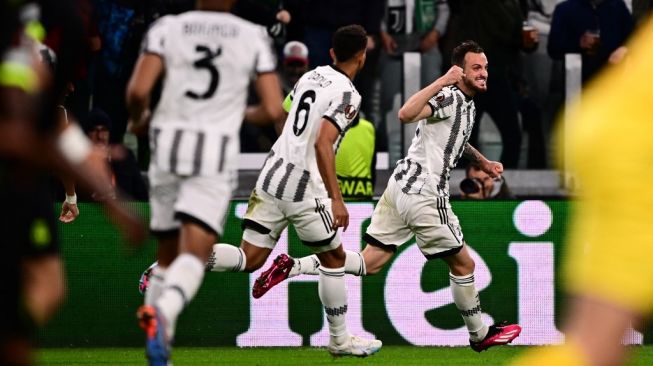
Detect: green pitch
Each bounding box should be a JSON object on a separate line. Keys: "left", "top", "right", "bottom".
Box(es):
{"left": 38, "top": 346, "right": 653, "bottom": 365}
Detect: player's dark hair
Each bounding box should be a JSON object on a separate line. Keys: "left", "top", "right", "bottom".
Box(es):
{"left": 332, "top": 24, "right": 367, "bottom": 62}
{"left": 451, "top": 40, "right": 484, "bottom": 68}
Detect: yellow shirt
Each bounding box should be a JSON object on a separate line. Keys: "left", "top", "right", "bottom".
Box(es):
{"left": 562, "top": 18, "right": 653, "bottom": 314}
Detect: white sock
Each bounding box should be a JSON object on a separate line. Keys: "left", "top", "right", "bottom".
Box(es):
{"left": 318, "top": 266, "right": 349, "bottom": 345}
{"left": 344, "top": 250, "right": 366, "bottom": 276}
{"left": 288, "top": 250, "right": 366, "bottom": 278}
{"left": 156, "top": 253, "right": 205, "bottom": 337}
{"left": 450, "top": 273, "right": 488, "bottom": 342}
{"left": 145, "top": 265, "right": 166, "bottom": 306}
{"left": 206, "top": 244, "right": 246, "bottom": 272}
{"left": 288, "top": 255, "right": 321, "bottom": 277}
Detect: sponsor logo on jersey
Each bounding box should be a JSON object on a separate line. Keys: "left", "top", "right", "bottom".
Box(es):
{"left": 344, "top": 104, "right": 357, "bottom": 120}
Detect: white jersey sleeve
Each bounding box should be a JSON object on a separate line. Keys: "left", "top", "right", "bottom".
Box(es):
{"left": 426, "top": 87, "right": 456, "bottom": 122}
{"left": 322, "top": 90, "right": 362, "bottom": 132}
{"left": 140, "top": 16, "right": 171, "bottom": 56}
{"left": 252, "top": 26, "right": 276, "bottom": 73}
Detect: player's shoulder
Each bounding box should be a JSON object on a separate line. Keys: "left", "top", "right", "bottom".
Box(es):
{"left": 431, "top": 85, "right": 461, "bottom": 104}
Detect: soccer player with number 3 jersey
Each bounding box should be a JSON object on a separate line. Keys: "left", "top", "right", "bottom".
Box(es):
{"left": 126, "top": 1, "right": 283, "bottom": 365}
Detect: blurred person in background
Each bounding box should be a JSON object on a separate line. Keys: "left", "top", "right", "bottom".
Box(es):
{"left": 511, "top": 16, "right": 653, "bottom": 366}
{"left": 443, "top": 0, "right": 539, "bottom": 169}
{"left": 459, "top": 164, "right": 514, "bottom": 199}
{"left": 80, "top": 108, "right": 147, "bottom": 201}
{"left": 379, "top": 0, "right": 450, "bottom": 153}
{"left": 280, "top": 40, "right": 309, "bottom": 92}
{"left": 335, "top": 113, "right": 376, "bottom": 200}
{"left": 0, "top": 1, "right": 145, "bottom": 365}
{"left": 547, "top": 0, "right": 633, "bottom": 84}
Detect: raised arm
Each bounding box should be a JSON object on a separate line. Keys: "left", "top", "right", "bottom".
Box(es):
{"left": 398, "top": 65, "right": 463, "bottom": 123}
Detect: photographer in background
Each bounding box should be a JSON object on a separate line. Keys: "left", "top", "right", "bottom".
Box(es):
{"left": 460, "top": 164, "right": 514, "bottom": 199}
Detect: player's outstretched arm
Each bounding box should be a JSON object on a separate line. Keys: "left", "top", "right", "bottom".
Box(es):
{"left": 463, "top": 143, "right": 503, "bottom": 178}
{"left": 315, "top": 119, "right": 348, "bottom": 231}
{"left": 398, "top": 65, "right": 463, "bottom": 123}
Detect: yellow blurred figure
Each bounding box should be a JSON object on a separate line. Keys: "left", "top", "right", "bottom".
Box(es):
{"left": 510, "top": 17, "right": 653, "bottom": 366}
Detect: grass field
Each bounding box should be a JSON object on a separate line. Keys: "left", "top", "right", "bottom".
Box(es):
{"left": 38, "top": 346, "right": 653, "bottom": 365}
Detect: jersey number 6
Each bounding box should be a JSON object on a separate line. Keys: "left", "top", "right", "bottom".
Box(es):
{"left": 293, "top": 90, "right": 316, "bottom": 136}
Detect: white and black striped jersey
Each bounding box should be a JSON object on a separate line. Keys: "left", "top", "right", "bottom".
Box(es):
{"left": 394, "top": 85, "right": 476, "bottom": 196}
{"left": 143, "top": 11, "right": 276, "bottom": 176}
{"left": 256, "top": 65, "right": 361, "bottom": 202}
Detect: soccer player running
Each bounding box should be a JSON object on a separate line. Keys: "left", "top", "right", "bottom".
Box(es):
{"left": 126, "top": 0, "right": 283, "bottom": 364}
{"left": 253, "top": 40, "right": 522, "bottom": 352}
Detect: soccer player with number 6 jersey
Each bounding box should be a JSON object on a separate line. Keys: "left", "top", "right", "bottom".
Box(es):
{"left": 202, "top": 23, "right": 382, "bottom": 357}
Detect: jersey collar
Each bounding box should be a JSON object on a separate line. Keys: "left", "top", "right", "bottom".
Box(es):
{"left": 329, "top": 64, "right": 349, "bottom": 79}
{"left": 452, "top": 85, "right": 474, "bottom": 101}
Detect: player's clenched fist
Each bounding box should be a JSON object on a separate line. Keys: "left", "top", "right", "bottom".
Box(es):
{"left": 439, "top": 65, "right": 464, "bottom": 86}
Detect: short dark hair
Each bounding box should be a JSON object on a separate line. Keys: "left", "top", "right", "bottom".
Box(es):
{"left": 332, "top": 24, "right": 367, "bottom": 62}
{"left": 451, "top": 40, "right": 484, "bottom": 68}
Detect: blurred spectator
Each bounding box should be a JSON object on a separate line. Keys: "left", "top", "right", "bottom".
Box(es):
{"left": 80, "top": 109, "right": 148, "bottom": 201}
{"left": 336, "top": 114, "right": 376, "bottom": 200}
{"left": 460, "top": 164, "right": 514, "bottom": 199}
{"left": 280, "top": 40, "right": 309, "bottom": 92}
{"left": 443, "top": 0, "right": 537, "bottom": 169}
{"left": 547, "top": 0, "right": 633, "bottom": 84}
{"left": 379, "top": 0, "right": 450, "bottom": 153}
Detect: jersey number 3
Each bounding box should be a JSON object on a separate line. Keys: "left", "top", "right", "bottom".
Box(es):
{"left": 293, "top": 90, "right": 316, "bottom": 136}
{"left": 185, "top": 45, "right": 221, "bottom": 100}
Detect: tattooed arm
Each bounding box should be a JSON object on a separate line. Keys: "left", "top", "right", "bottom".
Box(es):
{"left": 463, "top": 143, "right": 504, "bottom": 177}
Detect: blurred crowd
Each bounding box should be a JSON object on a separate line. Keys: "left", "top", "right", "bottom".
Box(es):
{"left": 46, "top": 0, "right": 651, "bottom": 201}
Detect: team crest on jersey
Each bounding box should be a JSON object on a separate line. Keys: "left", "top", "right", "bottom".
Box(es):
{"left": 344, "top": 104, "right": 357, "bottom": 120}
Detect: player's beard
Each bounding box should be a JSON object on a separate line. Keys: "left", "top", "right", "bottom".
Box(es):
{"left": 463, "top": 75, "right": 487, "bottom": 93}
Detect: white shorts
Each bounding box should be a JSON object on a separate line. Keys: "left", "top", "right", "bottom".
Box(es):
{"left": 364, "top": 178, "right": 464, "bottom": 259}
{"left": 242, "top": 188, "right": 340, "bottom": 253}
{"left": 149, "top": 165, "right": 234, "bottom": 236}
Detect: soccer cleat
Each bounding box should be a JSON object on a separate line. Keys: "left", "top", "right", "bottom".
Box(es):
{"left": 137, "top": 305, "right": 170, "bottom": 366}
{"left": 139, "top": 262, "right": 158, "bottom": 295}
{"left": 470, "top": 321, "right": 522, "bottom": 352}
{"left": 252, "top": 254, "right": 294, "bottom": 299}
{"left": 328, "top": 335, "right": 383, "bottom": 357}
